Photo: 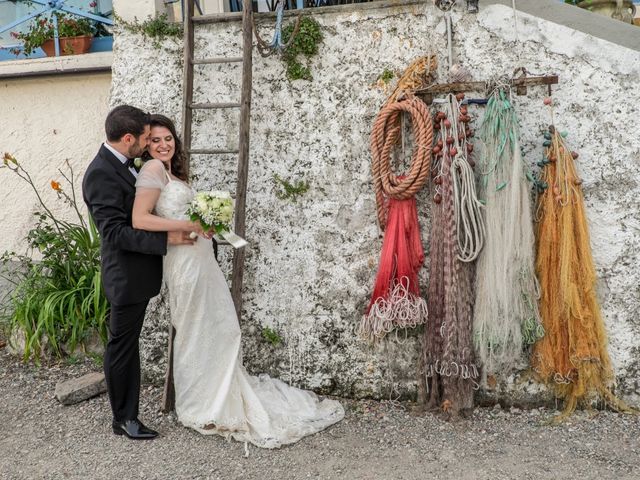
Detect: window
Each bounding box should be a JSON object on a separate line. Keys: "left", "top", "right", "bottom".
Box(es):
{"left": 0, "top": 0, "right": 113, "bottom": 61}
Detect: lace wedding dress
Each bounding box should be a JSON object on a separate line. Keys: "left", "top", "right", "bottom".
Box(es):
{"left": 136, "top": 160, "right": 344, "bottom": 448}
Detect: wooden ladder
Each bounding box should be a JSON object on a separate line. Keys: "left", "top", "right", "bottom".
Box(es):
{"left": 162, "top": 0, "right": 254, "bottom": 412}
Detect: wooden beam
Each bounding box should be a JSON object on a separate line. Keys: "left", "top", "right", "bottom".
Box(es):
{"left": 230, "top": 0, "right": 254, "bottom": 320}
{"left": 161, "top": 324, "right": 176, "bottom": 413}
{"left": 162, "top": 0, "right": 196, "bottom": 415}
{"left": 181, "top": 0, "right": 195, "bottom": 177}
{"left": 415, "top": 75, "right": 559, "bottom": 101}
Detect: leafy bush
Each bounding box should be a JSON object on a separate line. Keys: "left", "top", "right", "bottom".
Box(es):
{"left": 281, "top": 17, "right": 323, "bottom": 81}
{"left": 0, "top": 153, "right": 107, "bottom": 362}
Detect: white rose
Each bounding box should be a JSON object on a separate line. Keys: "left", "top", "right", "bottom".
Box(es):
{"left": 210, "top": 190, "right": 231, "bottom": 199}
{"left": 196, "top": 198, "right": 208, "bottom": 213}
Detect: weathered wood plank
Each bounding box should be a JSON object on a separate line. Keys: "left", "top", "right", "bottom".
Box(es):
{"left": 181, "top": 0, "right": 195, "bottom": 177}
{"left": 230, "top": 0, "right": 254, "bottom": 319}
{"left": 192, "top": 57, "right": 243, "bottom": 65}
{"left": 190, "top": 102, "right": 242, "bottom": 109}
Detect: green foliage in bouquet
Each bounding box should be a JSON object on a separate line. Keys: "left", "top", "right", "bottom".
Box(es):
{"left": 0, "top": 154, "right": 107, "bottom": 362}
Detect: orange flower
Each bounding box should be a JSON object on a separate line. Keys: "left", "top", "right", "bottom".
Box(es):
{"left": 3, "top": 152, "right": 17, "bottom": 165}
{"left": 50, "top": 180, "right": 61, "bottom": 191}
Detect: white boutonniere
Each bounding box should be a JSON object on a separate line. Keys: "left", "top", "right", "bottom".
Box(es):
{"left": 133, "top": 158, "right": 145, "bottom": 171}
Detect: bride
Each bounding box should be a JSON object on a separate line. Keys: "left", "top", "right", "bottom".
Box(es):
{"left": 132, "top": 114, "right": 344, "bottom": 448}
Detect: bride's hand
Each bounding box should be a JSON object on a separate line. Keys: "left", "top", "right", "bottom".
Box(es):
{"left": 183, "top": 221, "right": 205, "bottom": 236}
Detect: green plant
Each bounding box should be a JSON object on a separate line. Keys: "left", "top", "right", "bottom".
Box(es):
{"left": 87, "top": 351, "right": 104, "bottom": 366}
{"left": 273, "top": 174, "right": 310, "bottom": 202}
{"left": 262, "top": 326, "right": 282, "bottom": 346}
{"left": 378, "top": 68, "right": 395, "bottom": 84}
{"left": 10, "top": 13, "right": 94, "bottom": 57}
{"left": 281, "top": 17, "right": 323, "bottom": 81}
{"left": 0, "top": 153, "right": 108, "bottom": 363}
{"left": 115, "top": 12, "right": 182, "bottom": 48}
{"left": 65, "top": 354, "right": 80, "bottom": 365}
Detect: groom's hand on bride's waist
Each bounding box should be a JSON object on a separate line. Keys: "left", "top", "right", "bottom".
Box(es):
{"left": 168, "top": 231, "right": 196, "bottom": 246}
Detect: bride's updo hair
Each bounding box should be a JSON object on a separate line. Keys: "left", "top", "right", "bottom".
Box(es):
{"left": 143, "top": 114, "right": 188, "bottom": 182}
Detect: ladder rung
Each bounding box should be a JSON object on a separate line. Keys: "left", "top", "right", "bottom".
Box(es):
{"left": 192, "top": 57, "right": 243, "bottom": 65}
{"left": 192, "top": 13, "right": 243, "bottom": 25}
{"left": 190, "top": 102, "right": 241, "bottom": 110}
{"left": 189, "top": 148, "right": 239, "bottom": 155}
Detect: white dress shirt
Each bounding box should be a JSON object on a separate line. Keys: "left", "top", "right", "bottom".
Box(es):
{"left": 103, "top": 142, "right": 138, "bottom": 178}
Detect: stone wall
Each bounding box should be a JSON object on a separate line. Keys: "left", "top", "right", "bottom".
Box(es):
{"left": 109, "top": 1, "right": 640, "bottom": 403}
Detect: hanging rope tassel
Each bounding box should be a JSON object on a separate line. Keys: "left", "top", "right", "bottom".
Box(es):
{"left": 361, "top": 97, "right": 433, "bottom": 342}
{"left": 472, "top": 87, "right": 543, "bottom": 380}
{"left": 532, "top": 117, "right": 637, "bottom": 422}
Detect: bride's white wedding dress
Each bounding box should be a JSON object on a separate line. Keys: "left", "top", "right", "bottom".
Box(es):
{"left": 136, "top": 160, "right": 344, "bottom": 448}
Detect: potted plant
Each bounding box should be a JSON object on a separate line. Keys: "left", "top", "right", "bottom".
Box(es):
{"left": 11, "top": 13, "right": 95, "bottom": 57}
{"left": 564, "top": 0, "right": 637, "bottom": 24}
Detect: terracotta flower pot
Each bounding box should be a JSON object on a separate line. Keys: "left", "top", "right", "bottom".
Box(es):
{"left": 41, "top": 35, "right": 93, "bottom": 57}
{"left": 577, "top": 0, "right": 637, "bottom": 24}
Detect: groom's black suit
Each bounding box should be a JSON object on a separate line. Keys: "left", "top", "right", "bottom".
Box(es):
{"left": 83, "top": 144, "right": 167, "bottom": 422}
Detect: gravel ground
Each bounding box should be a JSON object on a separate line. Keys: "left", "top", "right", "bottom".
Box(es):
{"left": 1, "top": 348, "right": 639, "bottom": 480}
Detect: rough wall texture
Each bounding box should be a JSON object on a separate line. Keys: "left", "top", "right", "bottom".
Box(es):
{"left": 109, "top": 1, "right": 640, "bottom": 403}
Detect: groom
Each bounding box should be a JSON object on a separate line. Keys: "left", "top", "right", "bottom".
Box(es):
{"left": 83, "top": 105, "right": 194, "bottom": 440}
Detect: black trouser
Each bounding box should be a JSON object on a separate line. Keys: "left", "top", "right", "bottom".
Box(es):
{"left": 103, "top": 300, "right": 149, "bottom": 422}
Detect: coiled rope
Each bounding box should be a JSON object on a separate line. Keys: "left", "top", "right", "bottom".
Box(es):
{"left": 362, "top": 92, "right": 434, "bottom": 341}
{"left": 370, "top": 96, "right": 434, "bottom": 230}
{"left": 431, "top": 94, "right": 485, "bottom": 262}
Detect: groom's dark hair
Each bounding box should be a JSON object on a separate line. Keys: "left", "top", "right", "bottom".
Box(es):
{"left": 105, "top": 105, "right": 151, "bottom": 142}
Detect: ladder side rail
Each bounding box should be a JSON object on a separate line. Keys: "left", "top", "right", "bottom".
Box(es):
{"left": 230, "top": 0, "right": 254, "bottom": 318}
{"left": 181, "top": 0, "right": 196, "bottom": 177}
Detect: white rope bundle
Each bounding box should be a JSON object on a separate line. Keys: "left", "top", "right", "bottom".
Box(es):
{"left": 439, "top": 94, "right": 485, "bottom": 262}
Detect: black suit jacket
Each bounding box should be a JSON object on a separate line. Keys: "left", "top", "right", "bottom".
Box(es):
{"left": 82, "top": 145, "right": 167, "bottom": 306}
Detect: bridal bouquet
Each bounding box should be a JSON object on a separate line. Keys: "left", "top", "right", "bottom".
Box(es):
{"left": 187, "top": 190, "right": 247, "bottom": 249}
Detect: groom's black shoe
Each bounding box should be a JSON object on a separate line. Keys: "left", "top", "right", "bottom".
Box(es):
{"left": 112, "top": 419, "right": 159, "bottom": 440}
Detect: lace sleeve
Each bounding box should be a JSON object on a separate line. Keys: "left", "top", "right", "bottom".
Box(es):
{"left": 135, "top": 159, "right": 169, "bottom": 192}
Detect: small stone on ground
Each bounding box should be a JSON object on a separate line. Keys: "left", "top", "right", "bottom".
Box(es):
{"left": 54, "top": 372, "right": 107, "bottom": 406}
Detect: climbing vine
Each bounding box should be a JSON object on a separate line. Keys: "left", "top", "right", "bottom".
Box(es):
{"left": 273, "top": 174, "right": 310, "bottom": 202}
{"left": 281, "top": 17, "right": 323, "bottom": 81}
{"left": 114, "top": 13, "right": 182, "bottom": 48}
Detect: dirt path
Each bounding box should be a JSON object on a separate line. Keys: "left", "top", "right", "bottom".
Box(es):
{"left": 1, "top": 349, "right": 638, "bottom": 480}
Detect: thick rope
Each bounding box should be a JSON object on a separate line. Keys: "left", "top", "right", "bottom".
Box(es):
{"left": 370, "top": 97, "right": 433, "bottom": 229}
{"left": 431, "top": 94, "right": 485, "bottom": 262}
{"left": 362, "top": 86, "right": 434, "bottom": 341}
{"left": 385, "top": 55, "right": 438, "bottom": 105}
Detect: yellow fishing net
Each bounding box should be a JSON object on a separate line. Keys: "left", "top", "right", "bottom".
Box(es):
{"left": 532, "top": 127, "right": 636, "bottom": 421}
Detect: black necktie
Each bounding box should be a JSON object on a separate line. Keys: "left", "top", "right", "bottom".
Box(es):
{"left": 125, "top": 158, "right": 136, "bottom": 169}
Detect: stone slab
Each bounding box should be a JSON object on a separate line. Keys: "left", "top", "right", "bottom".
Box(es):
{"left": 54, "top": 372, "right": 107, "bottom": 406}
